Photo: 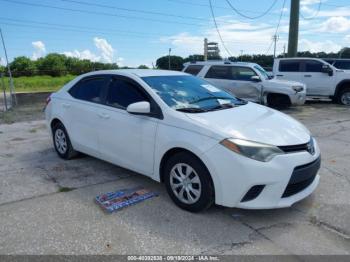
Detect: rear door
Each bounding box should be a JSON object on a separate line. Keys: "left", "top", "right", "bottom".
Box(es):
{"left": 65, "top": 75, "right": 109, "bottom": 157}
{"left": 97, "top": 76, "right": 159, "bottom": 176}
{"left": 275, "top": 59, "right": 303, "bottom": 83}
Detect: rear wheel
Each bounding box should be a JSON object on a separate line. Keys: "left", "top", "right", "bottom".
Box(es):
{"left": 164, "top": 152, "right": 214, "bottom": 212}
{"left": 52, "top": 122, "right": 78, "bottom": 160}
{"left": 338, "top": 87, "right": 350, "bottom": 105}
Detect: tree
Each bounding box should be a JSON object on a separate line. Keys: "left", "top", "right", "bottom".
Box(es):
{"left": 138, "top": 65, "right": 149, "bottom": 69}
{"left": 183, "top": 54, "right": 204, "bottom": 63}
{"left": 339, "top": 47, "right": 350, "bottom": 58}
{"left": 36, "top": 53, "right": 67, "bottom": 77}
{"left": 10, "top": 56, "right": 36, "bottom": 77}
{"left": 156, "top": 55, "right": 184, "bottom": 71}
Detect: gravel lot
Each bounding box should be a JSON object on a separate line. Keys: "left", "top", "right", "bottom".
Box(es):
{"left": 0, "top": 102, "right": 349, "bottom": 255}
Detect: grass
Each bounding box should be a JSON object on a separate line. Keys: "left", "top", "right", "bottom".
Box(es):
{"left": 1, "top": 75, "right": 76, "bottom": 93}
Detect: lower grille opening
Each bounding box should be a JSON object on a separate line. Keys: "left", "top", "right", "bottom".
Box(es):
{"left": 241, "top": 185, "right": 265, "bottom": 202}
{"left": 282, "top": 157, "right": 321, "bottom": 198}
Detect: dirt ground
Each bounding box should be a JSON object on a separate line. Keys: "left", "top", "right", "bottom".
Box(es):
{"left": 0, "top": 101, "right": 349, "bottom": 255}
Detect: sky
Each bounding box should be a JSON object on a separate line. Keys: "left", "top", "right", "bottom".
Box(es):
{"left": 0, "top": 0, "right": 350, "bottom": 67}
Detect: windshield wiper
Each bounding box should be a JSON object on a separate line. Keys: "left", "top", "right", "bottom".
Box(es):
{"left": 208, "top": 103, "right": 235, "bottom": 111}
{"left": 189, "top": 96, "right": 233, "bottom": 104}
{"left": 176, "top": 107, "right": 208, "bottom": 113}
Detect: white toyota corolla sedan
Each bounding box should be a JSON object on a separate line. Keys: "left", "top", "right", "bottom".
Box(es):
{"left": 45, "top": 69, "right": 321, "bottom": 212}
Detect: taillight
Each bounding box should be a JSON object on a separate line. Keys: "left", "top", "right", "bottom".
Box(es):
{"left": 44, "top": 96, "right": 51, "bottom": 111}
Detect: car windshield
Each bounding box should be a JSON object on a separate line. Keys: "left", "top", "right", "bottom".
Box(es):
{"left": 254, "top": 65, "right": 270, "bottom": 80}
{"left": 142, "top": 75, "right": 246, "bottom": 112}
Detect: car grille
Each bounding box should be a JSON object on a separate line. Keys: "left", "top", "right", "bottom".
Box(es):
{"left": 282, "top": 156, "right": 321, "bottom": 198}
{"left": 278, "top": 138, "right": 315, "bottom": 155}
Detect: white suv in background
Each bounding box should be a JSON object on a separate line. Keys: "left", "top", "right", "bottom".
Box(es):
{"left": 273, "top": 58, "right": 350, "bottom": 105}
{"left": 183, "top": 61, "right": 306, "bottom": 107}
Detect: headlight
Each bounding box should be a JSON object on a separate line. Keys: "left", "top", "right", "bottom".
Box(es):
{"left": 220, "top": 138, "right": 284, "bottom": 162}
{"left": 292, "top": 86, "right": 304, "bottom": 92}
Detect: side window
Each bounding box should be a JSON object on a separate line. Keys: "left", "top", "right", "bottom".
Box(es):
{"left": 106, "top": 78, "right": 149, "bottom": 109}
{"left": 304, "top": 60, "right": 323, "bottom": 72}
{"left": 334, "top": 61, "right": 350, "bottom": 70}
{"left": 279, "top": 60, "right": 301, "bottom": 72}
{"left": 231, "top": 67, "right": 257, "bottom": 81}
{"left": 205, "top": 66, "right": 230, "bottom": 79}
{"left": 184, "top": 65, "right": 204, "bottom": 76}
{"left": 69, "top": 77, "right": 107, "bottom": 103}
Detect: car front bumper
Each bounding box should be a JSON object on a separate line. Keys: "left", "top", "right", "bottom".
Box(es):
{"left": 201, "top": 139, "right": 321, "bottom": 209}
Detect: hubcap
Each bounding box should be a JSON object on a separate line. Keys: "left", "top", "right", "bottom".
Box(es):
{"left": 170, "top": 163, "right": 201, "bottom": 204}
{"left": 55, "top": 129, "right": 67, "bottom": 154}
{"left": 341, "top": 92, "right": 350, "bottom": 105}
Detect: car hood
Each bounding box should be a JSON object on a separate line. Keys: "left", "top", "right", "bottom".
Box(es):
{"left": 185, "top": 103, "right": 310, "bottom": 146}
{"left": 265, "top": 78, "right": 305, "bottom": 88}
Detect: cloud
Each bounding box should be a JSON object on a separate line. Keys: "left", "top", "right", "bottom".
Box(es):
{"left": 63, "top": 49, "right": 100, "bottom": 61}
{"left": 32, "top": 41, "right": 46, "bottom": 60}
{"left": 63, "top": 37, "right": 122, "bottom": 64}
{"left": 93, "top": 37, "right": 114, "bottom": 63}
{"left": 160, "top": 18, "right": 289, "bottom": 57}
{"left": 318, "top": 16, "right": 350, "bottom": 32}
{"left": 299, "top": 39, "right": 341, "bottom": 53}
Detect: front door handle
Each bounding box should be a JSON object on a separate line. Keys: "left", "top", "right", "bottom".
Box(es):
{"left": 98, "top": 112, "right": 110, "bottom": 119}
{"left": 276, "top": 74, "right": 284, "bottom": 77}
{"left": 62, "top": 103, "right": 70, "bottom": 108}
{"left": 304, "top": 75, "right": 312, "bottom": 77}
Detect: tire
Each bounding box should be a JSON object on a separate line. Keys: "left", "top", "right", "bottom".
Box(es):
{"left": 266, "top": 93, "right": 291, "bottom": 109}
{"left": 164, "top": 152, "right": 214, "bottom": 212}
{"left": 338, "top": 87, "right": 350, "bottom": 106}
{"left": 52, "top": 122, "right": 78, "bottom": 160}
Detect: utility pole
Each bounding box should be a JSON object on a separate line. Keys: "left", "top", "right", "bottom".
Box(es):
{"left": 1, "top": 73, "right": 8, "bottom": 111}
{"left": 0, "top": 28, "right": 16, "bottom": 106}
{"left": 283, "top": 44, "right": 286, "bottom": 57}
{"left": 272, "top": 34, "right": 279, "bottom": 58}
{"left": 168, "top": 48, "right": 171, "bottom": 70}
{"left": 287, "top": 0, "right": 300, "bottom": 57}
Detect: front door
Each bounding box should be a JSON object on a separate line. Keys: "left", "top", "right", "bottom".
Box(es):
{"left": 97, "top": 76, "right": 159, "bottom": 176}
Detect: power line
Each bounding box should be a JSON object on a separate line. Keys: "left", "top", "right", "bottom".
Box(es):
{"left": 167, "top": 0, "right": 282, "bottom": 16}
{"left": 0, "top": 0, "right": 202, "bottom": 27}
{"left": 300, "top": 0, "right": 322, "bottom": 20}
{"left": 265, "top": 0, "right": 286, "bottom": 55}
{"left": 59, "top": 0, "right": 208, "bottom": 22}
{"left": 225, "top": 0, "right": 278, "bottom": 19}
{"left": 208, "top": 0, "right": 233, "bottom": 57}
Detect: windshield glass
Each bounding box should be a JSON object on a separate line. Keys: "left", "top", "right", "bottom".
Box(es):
{"left": 254, "top": 65, "right": 270, "bottom": 80}
{"left": 142, "top": 75, "right": 246, "bottom": 112}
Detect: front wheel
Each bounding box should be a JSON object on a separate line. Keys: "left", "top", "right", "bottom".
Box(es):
{"left": 164, "top": 152, "right": 214, "bottom": 212}
{"left": 338, "top": 87, "right": 350, "bottom": 105}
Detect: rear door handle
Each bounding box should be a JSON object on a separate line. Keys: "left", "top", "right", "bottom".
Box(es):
{"left": 304, "top": 75, "right": 312, "bottom": 77}
{"left": 276, "top": 74, "right": 284, "bottom": 77}
{"left": 98, "top": 112, "right": 110, "bottom": 119}
{"left": 62, "top": 102, "right": 70, "bottom": 108}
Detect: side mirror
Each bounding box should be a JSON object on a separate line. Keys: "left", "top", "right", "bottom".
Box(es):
{"left": 126, "top": 101, "right": 151, "bottom": 115}
{"left": 321, "top": 65, "right": 333, "bottom": 76}
{"left": 251, "top": 75, "right": 261, "bottom": 82}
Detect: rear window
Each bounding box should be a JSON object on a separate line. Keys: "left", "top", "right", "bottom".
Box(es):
{"left": 279, "top": 60, "right": 301, "bottom": 72}
{"left": 184, "top": 65, "right": 204, "bottom": 76}
{"left": 205, "top": 66, "right": 230, "bottom": 79}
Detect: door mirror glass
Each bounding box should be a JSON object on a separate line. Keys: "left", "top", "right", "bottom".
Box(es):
{"left": 250, "top": 75, "right": 261, "bottom": 82}
{"left": 126, "top": 101, "right": 151, "bottom": 115}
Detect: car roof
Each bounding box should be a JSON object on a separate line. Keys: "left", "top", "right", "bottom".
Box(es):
{"left": 80, "top": 69, "right": 188, "bottom": 78}
{"left": 183, "top": 61, "right": 257, "bottom": 67}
